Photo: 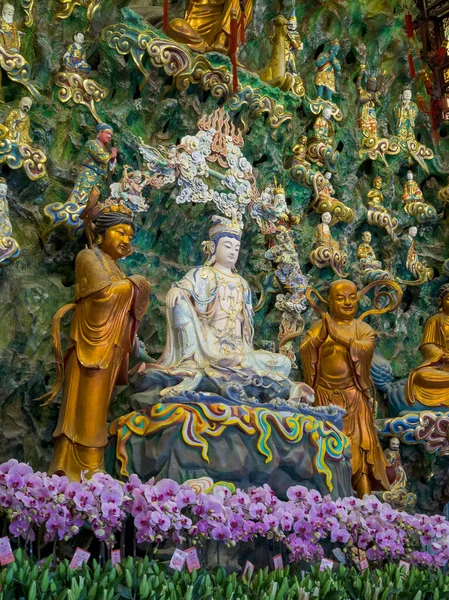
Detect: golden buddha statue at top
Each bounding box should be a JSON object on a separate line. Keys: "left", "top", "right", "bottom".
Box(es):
{"left": 406, "top": 283, "right": 449, "bottom": 407}
{"left": 39, "top": 189, "right": 151, "bottom": 481}
{"left": 167, "top": 0, "right": 254, "bottom": 54}
{"left": 300, "top": 280, "right": 400, "bottom": 497}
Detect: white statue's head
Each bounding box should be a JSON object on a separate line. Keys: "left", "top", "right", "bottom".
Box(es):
{"left": 408, "top": 226, "right": 418, "bottom": 238}
{"left": 406, "top": 170, "right": 414, "bottom": 181}
{"left": 273, "top": 178, "right": 286, "bottom": 205}
{"left": 324, "top": 172, "right": 332, "bottom": 181}
{"left": 74, "top": 32, "right": 85, "bottom": 45}
{"left": 402, "top": 88, "right": 412, "bottom": 102}
{"left": 0, "top": 178, "right": 7, "bottom": 199}
{"left": 322, "top": 211, "right": 332, "bottom": 225}
{"left": 204, "top": 214, "right": 242, "bottom": 270}
{"left": 2, "top": 3, "right": 14, "bottom": 23}
{"left": 322, "top": 106, "right": 332, "bottom": 120}
{"left": 362, "top": 231, "right": 371, "bottom": 243}
{"left": 19, "top": 96, "right": 32, "bottom": 113}
{"left": 389, "top": 437, "right": 400, "bottom": 451}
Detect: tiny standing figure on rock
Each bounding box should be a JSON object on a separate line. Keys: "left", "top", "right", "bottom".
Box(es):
{"left": 315, "top": 39, "right": 341, "bottom": 100}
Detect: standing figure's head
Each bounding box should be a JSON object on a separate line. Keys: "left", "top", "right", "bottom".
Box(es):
{"left": 389, "top": 437, "right": 400, "bottom": 452}
{"left": 362, "top": 231, "right": 372, "bottom": 244}
{"left": 97, "top": 122, "right": 114, "bottom": 145}
{"left": 438, "top": 284, "right": 449, "bottom": 315}
{"left": 330, "top": 39, "right": 340, "bottom": 54}
{"left": 328, "top": 280, "right": 358, "bottom": 321}
{"left": 273, "top": 178, "right": 286, "bottom": 205}
{"left": 406, "top": 170, "right": 414, "bottom": 181}
{"left": 287, "top": 8, "right": 297, "bottom": 31}
{"left": 2, "top": 3, "right": 14, "bottom": 23}
{"left": 203, "top": 214, "right": 242, "bottom": 270}
{"left": 401, "top": 88, "right": 412, "bottom": 103}
{"left": 74, "top": 32, "right": 85, "bottom": 45}
{"left": 0, "top": 177, "right": 7, "bottom": 200}
{"left": 322, "top": 105, "right": 332, "bottom": 120}
{"left": 92, "top": 208, "right": 134, "bottom": 261}
{"left": 19, "top": 97, "right": 32, "bottom": 114}
{"left": 408, "top": 226, "right": 418, "bottom": 239}
{"left": 372, "top": 176, "right": 382, "bottom": 189}
{"left": 321, "top": 211, "right": 332, "bottom": 225}
{"left": 366, "top": 77, "right": 377, "bottom": 93}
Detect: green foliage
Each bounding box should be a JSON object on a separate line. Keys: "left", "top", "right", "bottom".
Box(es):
{"left": 0, "top": 551, "right": 448, "bottom": 600}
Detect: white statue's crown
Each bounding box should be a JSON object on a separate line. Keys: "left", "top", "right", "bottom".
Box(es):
{"left": 209, "top": 213, "right": 243, "bottom": 240}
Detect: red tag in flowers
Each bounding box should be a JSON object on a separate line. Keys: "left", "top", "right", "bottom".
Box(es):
{"left": 185, "top": 547, "right": 200, "bottom": 572}
{"left": 0, "top": 537, "right": 14, "bottom": 566}
{"left": 358, "top": 550, "right": 368, "bottom": 571}
{"left": 399, "top": 560, "right": 410, "bottom": 573}
{"left": 111, "top": 549, "right": 121, "bottom": 567}
{"left": 273, "top": 554, "right": 283, "bottom": 570}
{"left": 243, "top": 560, "right": 255, "bottom": 580}
{"left": 169, "top": 548, "right": 187, "bottom": 571}
{"left": 320, "top": 558, "right": 334, "bottom": 572}
{"left": 69, "top": 547, "right": 91, "bottom": 570}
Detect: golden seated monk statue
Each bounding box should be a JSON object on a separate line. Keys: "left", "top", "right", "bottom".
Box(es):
{"left": 167, "top": 0, "right": 253, "bottom": 54}
{"left": 406, "top": 284, "right": 449, "bottom": 407}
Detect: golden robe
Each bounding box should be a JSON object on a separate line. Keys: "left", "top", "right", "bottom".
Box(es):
{"left": 168, "top": 0, "right": 254, "bottom": 53}
{"left": 0, "top": 20, "right": 20, "bottom": 52}
{"left": 300, "top": 319, "right": 390, "bottom": 492}
{"left": 4, "top": 109, "right": 32, "bottom": 145}
{"left": 49, "top": 247, "right": 150, "bottom": 480}
{"left": 406, "top": 312, "right": 449, "bottom": 407}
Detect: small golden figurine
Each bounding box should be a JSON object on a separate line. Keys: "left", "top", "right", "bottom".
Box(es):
{"left": 309, "top": 211, "right": 348, "bottom": 277}
{"left": 314, "top": 39, "right": 340, "bottom": 101}
{"left": 397, "top": 226, "right": 434, "bottom": 287}
{"left": 366, "top": 176, "right": 398, "bottom": 241}
{"left": 357, "top": 231, "right": 392, "bottom": 284}
{"left": 39, "top": 188, "right": 151, "bottom": 481}
{"left": 0, "top": 97, "right": 47, "bottom": 180}
{"left": 401, "top": 171, "right": 441, "bottom": 223}
{"left": 406, "top": 283, "right": 449, "bottom": 407}
{"left": 300, "top": 279, "right": 402, "bottom": 497}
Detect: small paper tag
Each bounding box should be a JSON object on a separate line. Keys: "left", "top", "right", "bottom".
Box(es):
{"left": 320, "top": 558, "right": 334, "bottom": 572}
{"left": 273, "top": 554, "right": 283, "bottom": 570}
{"left": 185, "top": 547, "right": 200, "bottom": 573}
{"left": 243, "top": 560, "right": 254, "bottom": 581}
{"left": 169, "top": 548, "right": 187, "bottom": 571}
{"left": 111, "top": 549, "right": 121, "bottom": 567}
{"left": 399, "top": 560, "right": 410, "bottom": 573}
{"left": 332, "top": 548, "right": 346, "bottom": 565}
{"left": 69, "top": 547, "right": 91, "bottom": 570}
{"left": 0, "top": 537, "right": 14, "bottom": 566}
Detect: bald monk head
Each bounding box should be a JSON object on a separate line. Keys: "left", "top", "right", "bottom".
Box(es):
{"left": 328, "top": 280, "right": 358, "bottom": 321}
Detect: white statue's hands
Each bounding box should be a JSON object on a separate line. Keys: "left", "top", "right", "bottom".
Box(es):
{"left": 166, "top": 287, "right": 184, "bottom": 308}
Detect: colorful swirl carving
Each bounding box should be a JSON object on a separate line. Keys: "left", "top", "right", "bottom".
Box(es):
{"left": 111, "top": 402, "right": 349, "bottom": 491}
{"left": 377, "top": 411, "right": 449, "bottom": 456}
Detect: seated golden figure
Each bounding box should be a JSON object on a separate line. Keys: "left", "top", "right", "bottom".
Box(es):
{"left": 39, "top": 190, "right": 150, "bottom": 481}
{"left": 406, "top": 284, "right": 449, "bottom": 407}
{"left": 167, "top": 0, "right": 254, "bottom": 54}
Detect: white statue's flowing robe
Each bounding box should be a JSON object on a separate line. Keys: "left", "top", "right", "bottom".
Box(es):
{"left": 146, "top": 266, "right": 292, "bottom": 396}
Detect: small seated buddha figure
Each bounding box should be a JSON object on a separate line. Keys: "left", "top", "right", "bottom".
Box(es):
{"left": 62, "top": 32, "right": 91, "bottom": 73}
{"left": 406, "top": 284, "right": 449, "bottom": 407}
{"left": 309, "top": 212, "right": 347, "bottom": 278}
{"left": 401, "top": 171, "right": 441, "bottom": 223}
{"left": 357, "top": 231, "right": 382, "bottom": 269}
{"left": 137, "top": 214, "right": 308, "bottom": 403}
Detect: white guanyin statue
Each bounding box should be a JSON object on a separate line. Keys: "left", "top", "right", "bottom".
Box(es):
{"left": 134, "top": 214, "right": 312, "bottom": 405}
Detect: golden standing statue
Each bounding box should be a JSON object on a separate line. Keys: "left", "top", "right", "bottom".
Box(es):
{"left": 406, "top": 284, "right": 449, "bottom": 407}
{"left": 300, "top": 280, "right": 399, "bottom": 497}
{"left": 40, "top": 190, "right": 150, "bottom": 481}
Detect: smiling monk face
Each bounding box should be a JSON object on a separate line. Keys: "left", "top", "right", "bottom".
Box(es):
{"left": 328, "top": 280, "right": 358, "bottom": 322}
